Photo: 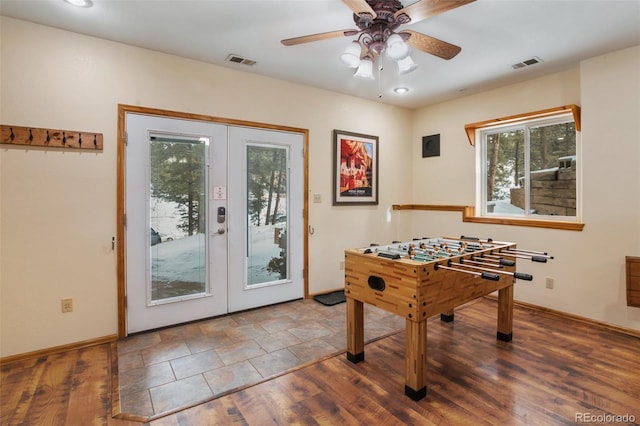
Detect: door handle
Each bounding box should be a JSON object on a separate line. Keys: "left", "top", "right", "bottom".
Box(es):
{"left": 213, "top": 227, "right": 226, "bottom": 235}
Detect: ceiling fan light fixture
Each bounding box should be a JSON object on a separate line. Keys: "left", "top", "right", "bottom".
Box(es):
{"left": 386, "top": 34, "right": 409, "bottom": 60}
{"left": 397, "top": 55, "right": 418, "bottom": 74}
{"left": 354, "top": 58, "right": 374, "bottom": 79}
{"left": 339, "top": 42, "right": 362, "bottom": 68}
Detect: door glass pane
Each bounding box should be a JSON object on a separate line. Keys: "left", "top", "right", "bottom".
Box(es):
{"left": 149, "top": 135, "right": 208, "bottom": 302}
{"left": 246, "top": 145, "right": 288, "bottom": 286}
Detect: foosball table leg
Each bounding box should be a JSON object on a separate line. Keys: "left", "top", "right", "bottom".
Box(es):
{"left": 497, "top": 284, "right": 514, "bottom": 342}
{"left": 405, "top": 318, "right": 428, "bottom": 401}
{"left": 346, "top": 296, "right": 365, "bottom": 363}
{"left": 440, "top": 309, "right": 455, "bottom": 322}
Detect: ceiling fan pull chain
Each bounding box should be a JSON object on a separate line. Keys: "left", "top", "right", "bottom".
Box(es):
{"left": 377, "top": 59, "right": 383, "bottom": 99}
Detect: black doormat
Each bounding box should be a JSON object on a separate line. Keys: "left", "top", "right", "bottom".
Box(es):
{"left": 313, "top": 290, "right": 346, "bottom": 306}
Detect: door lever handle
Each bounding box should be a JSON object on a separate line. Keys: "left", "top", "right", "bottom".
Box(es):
{"left": 214, "top": 227, "right": 226, "bottom": 235}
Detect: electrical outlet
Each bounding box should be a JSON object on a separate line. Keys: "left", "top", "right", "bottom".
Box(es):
{"left": 545, "top": 277, "right": 554, "bottom": 289}
{"left": 61, "top": 298, "right": 73, "bottom": 313}
{"left": 313, "top": 194, "right": 322, "bottom": 203}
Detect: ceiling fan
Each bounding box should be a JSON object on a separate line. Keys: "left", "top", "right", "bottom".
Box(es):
{"left": 281, "top": 0, "right": 476, "bottom": 78}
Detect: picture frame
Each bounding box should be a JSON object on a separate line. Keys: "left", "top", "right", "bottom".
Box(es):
{"left": 332, "top": 129, "right": 379, "bottom": 205}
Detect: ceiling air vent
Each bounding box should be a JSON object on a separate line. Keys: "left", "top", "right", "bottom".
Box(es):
{"left": 225, "top": 54, "right": 256, "bottom": 67}
{"left": 511, "top": 56, "right": 543, "bottom": 70}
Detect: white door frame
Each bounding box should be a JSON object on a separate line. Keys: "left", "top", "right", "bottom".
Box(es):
{"left": 116, "top": 105, "right": 309, "bottom": 338}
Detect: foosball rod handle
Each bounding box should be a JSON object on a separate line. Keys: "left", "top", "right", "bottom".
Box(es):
{"left": 460, "top": 235, "right": 493, "bottom": 242}
{"left": 436, "top": 262, "right": 500, "bottom": 281}
{"left": 480, "top": 272, "right": 500, "bottom": 281}
{"left": 513, "top": 272, "right": 534, "bottom": 281}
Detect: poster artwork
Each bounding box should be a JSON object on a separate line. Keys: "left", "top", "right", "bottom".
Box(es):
{"left": 339, "top": 137, "right": 373, "bottom": 197}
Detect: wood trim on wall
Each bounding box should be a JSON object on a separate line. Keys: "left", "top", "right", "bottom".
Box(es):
{"left": 116, "top": 104, "right": 310, "bottom": 339}
{"left": 0, "top": 335, "right": 117, "bottom": 365}
{"left": 496, "top": 296, "right": 640, "bottom": 339}
{"left": 392, "top": 204, "right": 585, "bottom": 231}
{"left": 2, "top": 295, "right": 635, "bottom": 364}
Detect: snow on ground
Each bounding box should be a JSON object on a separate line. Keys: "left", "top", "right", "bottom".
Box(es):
{"left": 150, "top": 198, "right": 185, "bottom": 241}
{"left": 247, "top": 224, "right": 285, "bottom": 284}
{"left": 488, "top": 200, "right": 525, "bottom": 214}
{"left": 151, "top": 233, "right": 207, "bottom": 284}
{"left": 150, "top": 224, "right": 284, "bottom": 286}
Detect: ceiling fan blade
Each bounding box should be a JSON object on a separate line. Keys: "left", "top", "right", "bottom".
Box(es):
{"left": 281, "top": 30, "right": 358, "bottom": 46}
{"left": 395, "top": 0, "right": 476, "bottom": 24}
{"left": 342, "top": 0, "right": 377, "bottom": 19}
{"left": 402, "top": 30, "right": 462, "bottom": 60}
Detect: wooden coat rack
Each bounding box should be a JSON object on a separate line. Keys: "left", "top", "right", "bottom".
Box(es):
{"left": 1, "top": 125, "right": 103, "bottom": 150}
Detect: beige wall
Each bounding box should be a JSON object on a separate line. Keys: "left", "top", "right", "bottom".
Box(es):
{"left": 1, "top": 17, "right": 638, "bottom": 358}
{"left": 0, "top": 17, "right": 413, "bottom": 357}
{"left": 409, "top": 45, "right": 640, "bottom": 330}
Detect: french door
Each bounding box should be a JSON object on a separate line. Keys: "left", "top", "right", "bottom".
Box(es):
{"left": 227, "top": 126, "right": 304, "bottom": 312}
{"left": 125, "top": 114, "right": 303, "bottom": 333}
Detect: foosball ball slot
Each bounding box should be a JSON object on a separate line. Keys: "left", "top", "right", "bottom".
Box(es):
{"left": 367, "top": 275, "right": 386, "bottom": 291}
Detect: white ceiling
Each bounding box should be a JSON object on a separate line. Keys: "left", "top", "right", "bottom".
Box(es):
{"left": 1, "top": 0, "right": 639, "bottom": 109}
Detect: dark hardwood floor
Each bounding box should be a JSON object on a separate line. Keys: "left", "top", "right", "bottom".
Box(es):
{"left": 2, "top": 298, "right": 639, "bottom": 425}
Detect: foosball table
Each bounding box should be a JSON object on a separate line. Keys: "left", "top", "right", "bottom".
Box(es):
{"left": 344, "top": 236, "right": 552, "bottom": 401}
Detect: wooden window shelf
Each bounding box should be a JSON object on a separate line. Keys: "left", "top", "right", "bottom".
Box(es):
{"left": 464, "top": 104, "right": 580, "bottom": 146}
{"left": 391, "top": 204, "right": 584, "bottom": 231}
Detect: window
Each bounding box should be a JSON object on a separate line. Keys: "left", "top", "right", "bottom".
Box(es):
{"left": 466, "top": 106, "right": 582, "bottom": 229}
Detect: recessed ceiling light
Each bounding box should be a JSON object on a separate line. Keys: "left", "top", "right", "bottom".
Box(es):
{"left": 394, "top": 87, "right": 409, "bottom": 94}
{"left": 64, "top": 0, "right": 93, "bottom": 7}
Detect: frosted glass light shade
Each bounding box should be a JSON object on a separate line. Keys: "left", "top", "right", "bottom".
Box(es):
{"left": 386, "top": 34, "right": 409, "bottom": 60}
{"left": 339, "top": 42, "right": 362, "bottom": 68}
{"left": 354, "top": 59, "right": 374, "bottom": 79}
{"left": 397, "top": 55, "right": 418, "bottom": 74}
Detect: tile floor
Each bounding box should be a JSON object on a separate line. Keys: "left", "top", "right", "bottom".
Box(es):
{"left": 117, "top": 297, "right": 406, "bottom": 418}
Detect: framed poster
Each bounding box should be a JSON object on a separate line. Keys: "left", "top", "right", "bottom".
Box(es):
{"left": 333, "top": 129, "right": 378, "bottom": 205}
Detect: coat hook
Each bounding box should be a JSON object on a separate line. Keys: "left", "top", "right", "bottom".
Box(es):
{"left": 46, "top": 130, "right": 50, "bottom": 144}
{"left": 78, "top": 133, "right": 82, "bottom": 147}
{"left": 62, "top": 132, "right": 66, "bottom": 145}
{"left": 10, "top": 128, "right": 15, "bottom": 141}
{"left": 93, "top": 134, "right": 97, "bottom": 147}
{"left": 29, "top": 129, "right": 33, "bottom": 142}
